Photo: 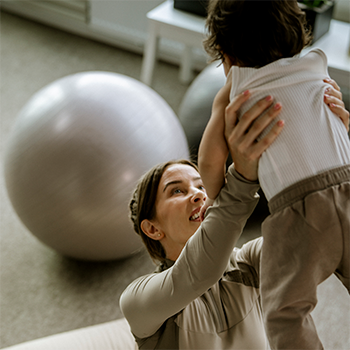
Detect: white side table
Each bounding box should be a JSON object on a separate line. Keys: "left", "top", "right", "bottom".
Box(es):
{"left": 140, "top": 0, "right": 206, "bottom": 86}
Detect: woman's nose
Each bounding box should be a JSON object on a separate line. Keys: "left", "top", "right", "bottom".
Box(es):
{"left": 191, "top": 188, "right": 206, "bottom": 203}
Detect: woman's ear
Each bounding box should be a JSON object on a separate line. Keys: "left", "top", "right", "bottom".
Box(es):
{"left": 140, "top": 219, "right": 163, "bottom": 240}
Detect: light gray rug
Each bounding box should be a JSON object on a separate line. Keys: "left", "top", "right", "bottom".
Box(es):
{"left": 0, "top": 11, "right": 191, "bottom": 347}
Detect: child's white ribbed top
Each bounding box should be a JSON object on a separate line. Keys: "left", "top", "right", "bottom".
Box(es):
{"left": 229, "top": 49, "right": 350, "bottom": 200}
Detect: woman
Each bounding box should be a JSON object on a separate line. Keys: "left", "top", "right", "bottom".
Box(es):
{"left": 120, "top": 79, "right": 348, "bottom": 349}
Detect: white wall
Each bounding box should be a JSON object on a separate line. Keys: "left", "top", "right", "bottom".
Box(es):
{"left": 333, "top": 0, "right": 350, "bottom": 23}
{"left": 0, "top": 0, "right": 208, "bottom": 69}
{"left": 90, "top": 0, "right": 163, "bottom": 49}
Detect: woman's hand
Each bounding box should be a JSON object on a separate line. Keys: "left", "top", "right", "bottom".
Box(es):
{"left": 225, "top": 92, "right": 284, "bottom": 181}
{"left": 224, "top": 78, "right": 349, "bottom": 182}
{"left": 323, "top": 78, "right": 349, "bottom": 132}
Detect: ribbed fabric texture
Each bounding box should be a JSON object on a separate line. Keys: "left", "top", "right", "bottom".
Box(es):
{"left": 230, "top": 49, "right": 350, "bottom": 200}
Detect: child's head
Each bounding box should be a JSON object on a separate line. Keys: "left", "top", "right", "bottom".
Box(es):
{"left": 204, "top": 0, "right": 312, "bottom": 68}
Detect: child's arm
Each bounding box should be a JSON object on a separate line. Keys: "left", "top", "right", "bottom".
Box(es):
{"left": 198, "top": 74, "right": 232, "bottom": 200}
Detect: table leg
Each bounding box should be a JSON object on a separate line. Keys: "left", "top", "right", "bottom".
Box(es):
{"left": 179, "top": 45, "right": 194, "bottom": 84}
{"left": 141, "top": 21, "right": 159, "bottom": 86}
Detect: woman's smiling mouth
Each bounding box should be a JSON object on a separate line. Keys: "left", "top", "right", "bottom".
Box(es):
{"left": 189, "top": 208, "right": 201, "bottom": 221}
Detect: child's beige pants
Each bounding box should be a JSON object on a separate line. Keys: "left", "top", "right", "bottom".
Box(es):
{"left": 261, "top": 164, "right": 350, "bottom": 350}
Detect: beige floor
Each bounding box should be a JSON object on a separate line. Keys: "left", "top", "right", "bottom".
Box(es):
{"left": 1, "top": 10, "right": 349, "bottom": 350}
{"left": 0, "top": 11, "right": 191, "bottom": 347}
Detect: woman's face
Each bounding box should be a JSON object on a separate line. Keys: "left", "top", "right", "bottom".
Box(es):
{"left": 151, "top": 164, "right": 207, "bottom": 259}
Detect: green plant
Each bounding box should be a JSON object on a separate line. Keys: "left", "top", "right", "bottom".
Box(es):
{"left": 298, "top": 0, "right": 332, "bottom": 8}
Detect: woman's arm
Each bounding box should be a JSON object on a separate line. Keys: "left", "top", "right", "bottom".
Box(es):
{"left": 233, "top": 237, "right": 263, "bottom": 279}
{"left": 120, "top": 167, "right": 261, "bottom": 339}
{"left": 120, "top": 94, "right": 284, "bottom": 340}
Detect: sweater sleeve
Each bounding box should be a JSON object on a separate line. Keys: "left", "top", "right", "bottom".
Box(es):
{"left": 119, "top": 165, "right": 260, "bottom": 338}
{"left": 234, "top": 237, "right": 263, "bottom": 277}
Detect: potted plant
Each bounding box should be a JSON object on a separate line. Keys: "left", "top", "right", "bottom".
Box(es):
{"left": 298, "top": 0, "right": 335, "bottom": 43}
{"left": 298, "top": 0, "right": 334, "bottom": 8}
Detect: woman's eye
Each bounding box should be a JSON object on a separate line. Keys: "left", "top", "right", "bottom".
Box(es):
{"left": 173, "top": 189, "right": 182, "bottom": 194}
{"left": 198, "top": 185, "right": 205, "bottom": 191}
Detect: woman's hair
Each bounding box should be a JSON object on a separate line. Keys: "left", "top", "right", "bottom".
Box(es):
{"left": 203, "top": 0, "right": 312, "bottom": 68}
{"left": 129, "top": 159, "right": 199, "bottom": 264}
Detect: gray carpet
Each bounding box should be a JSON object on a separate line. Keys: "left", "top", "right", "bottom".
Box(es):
{"left": 0, "top": 11, "right": 191, "bottom": 347}
{"left": 1, "top": 10, "right": 349, "bottom": 350}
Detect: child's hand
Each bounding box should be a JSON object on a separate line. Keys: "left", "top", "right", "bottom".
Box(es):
{"left": 200, "top": 198, "right": 215, "bottom": 221}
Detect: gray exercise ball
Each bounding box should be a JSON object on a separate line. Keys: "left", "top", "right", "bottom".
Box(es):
{"left": 179, "top": 62, "right": 226, "bottom": 158}
{"left": 4, "top": 71, "right": 189, "bottom": 261}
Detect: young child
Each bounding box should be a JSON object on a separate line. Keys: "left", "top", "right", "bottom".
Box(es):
{"left": 198, "top": 1, "right": 350, "bottom": 349}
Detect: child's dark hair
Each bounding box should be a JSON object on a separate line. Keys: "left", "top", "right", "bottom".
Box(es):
{"left": 204, "top": 0, "right": 312, "bottom": 68}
